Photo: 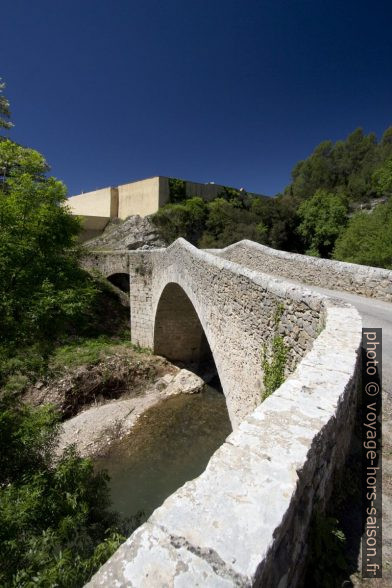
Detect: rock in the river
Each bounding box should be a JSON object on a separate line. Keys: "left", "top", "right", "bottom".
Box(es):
{"left": 165, "top": 369, "right": 205, "bottom": 396}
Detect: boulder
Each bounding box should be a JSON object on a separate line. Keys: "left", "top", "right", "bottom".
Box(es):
{"left": 165, "top": 369, "right": 205, "bottom": 396}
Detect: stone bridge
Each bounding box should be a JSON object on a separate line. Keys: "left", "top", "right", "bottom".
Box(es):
{"left": 82, "top": 239, "right": 392, "bottom": 587}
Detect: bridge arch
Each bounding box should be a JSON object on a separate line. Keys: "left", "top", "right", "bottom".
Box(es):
{"left": 153, "top": 282, "right": 222, "bottom": 384}
{"left": 107, "top": 272, "right": 130, "bottom": 293}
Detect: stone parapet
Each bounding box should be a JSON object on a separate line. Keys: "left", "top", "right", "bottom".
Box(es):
{"left": 217, "top": 240, "right": 392, "bottom": 302}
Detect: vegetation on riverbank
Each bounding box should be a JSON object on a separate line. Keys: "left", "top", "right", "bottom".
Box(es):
{"left": 0, "top": 392, "right": 131, "bottom": 587}
{"left": 48, "top": 335, "right": 150, "bottom": 374}
{"left": 152, "top": 127, "right": 392, "bottom": 268}
{"left": 0, "top": 81, "right": 141, "bottom": 586}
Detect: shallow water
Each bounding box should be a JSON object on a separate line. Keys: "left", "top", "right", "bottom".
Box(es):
{"left": 94, "top": 386, "right": 232, "bottom": 522}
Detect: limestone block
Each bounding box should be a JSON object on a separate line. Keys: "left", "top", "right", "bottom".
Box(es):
{"left": 165, "top": 369, "right": 205, "bottom": 396}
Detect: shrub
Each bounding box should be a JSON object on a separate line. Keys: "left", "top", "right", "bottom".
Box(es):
{"left": 261, "top": 335, "right": 288, "bottom": 400}
{"left": 333, "top": 199, "right": 392, "bottom": 269}
{"left": 168, "top": 178, "right": 187, "bottom": 202}
{"left": 151, "top": 197, "right": 207, "bottom": 244}
{"left": 261, "top": 303, "right": 288, "bottom": 401}
{"left": 0, "top": 393, "right": 129, "bottom": 586}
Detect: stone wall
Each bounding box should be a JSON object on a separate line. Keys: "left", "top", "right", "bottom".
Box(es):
{"left": 81, "top": 251, "right": 130, "bottom": 277}
{"left": 135, "top": 240, "right": 325, "bottom": 426}
{"left": 84, "top": 239, "right": 362, "bottom": 587}
{"left": 217, "top": 239, "right": 392, "bottom": 302}
{"left": 128, "top": 253, "right": 155, "bottom": 348}
{"left": 81, "top": 250, "right": 155, "bottom": 348}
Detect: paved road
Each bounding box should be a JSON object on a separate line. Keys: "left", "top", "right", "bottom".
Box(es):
{"left": 291, "top": 282, "right": 392, "bottom": 584}
{"left": 299, "top": 284, "right": 391, "bottom": 389}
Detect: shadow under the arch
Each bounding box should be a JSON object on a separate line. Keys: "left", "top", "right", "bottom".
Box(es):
{"left": 154, "top": 282, "right": 223, "bottom": 393}
{"left": 107, "top": 272, "right": 130, "bottom": 293}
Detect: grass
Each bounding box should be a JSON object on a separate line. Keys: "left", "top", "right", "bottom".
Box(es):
{"left": 0, "top": 273, "right": 150, "bottom": 392}
{"left": 0, "top": 334, "right": 151, "bottom": 396}
{"left": 48, "top": 334, "right": 151, "bottom": 373}
{"left": 2, "top": 373, "right": 30, "bottom": 394}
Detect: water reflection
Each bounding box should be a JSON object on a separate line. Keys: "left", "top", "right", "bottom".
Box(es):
{"left": 95, "top": 386, "right": 232, "bottom": 522}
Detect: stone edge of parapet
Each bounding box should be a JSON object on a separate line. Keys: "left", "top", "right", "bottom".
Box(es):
{"left": 223, "top": 239, "right": 392, "bottom": 280}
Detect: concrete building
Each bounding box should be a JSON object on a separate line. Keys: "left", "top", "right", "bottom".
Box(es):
{"left": 67, "top": 176, "right": 266, "bottom": 241}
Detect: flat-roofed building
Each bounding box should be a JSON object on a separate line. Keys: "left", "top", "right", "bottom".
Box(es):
{"left": 67, "top": 176, "right": 266, "bottom": 241}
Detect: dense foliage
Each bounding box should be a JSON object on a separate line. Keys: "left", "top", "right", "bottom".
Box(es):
{"left": 0, "top": 139, "right": 100, "bottom": 349}
{"left": 297, "top": 189, "right": 348, "bottom": 258}
{"left": 284, "top": 128, "right": 392, "bottom": 203}
{"left": 168, "top": 177, "right": 187, "bottom": 202}
{"left": 333, "top": 199, "right": 392, "bottom": 267}
{"left": 153, "top": 128, "right": 392, "bottom": 268}
{"left": 0, "top": 78, "right": 12, "bottom": 130}
{"left": 153, "top": 188, "right": 269, "bottom": 248}
{"left": 151, "top": 196, "right": 207, "bottom": 245}
{"left": 0, "top": 393, "right": 126, "bottom": 587}
{"left": 0, "top": 82, "right": 132, "bottom": 586}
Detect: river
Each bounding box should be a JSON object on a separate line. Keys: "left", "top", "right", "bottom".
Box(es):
{"left": 94, "top": 385, "right": 232, "bottom": 524}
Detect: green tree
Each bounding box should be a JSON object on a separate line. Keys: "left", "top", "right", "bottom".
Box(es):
{"left": 151, "top": 196, "right": 207, "bottom": 244}
{"left": 0, "top": 79, "right": 13, "bottom": 130}
{"left": 0, "top": 393, "right": 127, "bottom": 586}
{"left": 373, "top": 158, "right": 392, "bottom": 197}
{"left": 297, "top": 189, "right": 348, "bottom": 257}
{"left": 0, "top": 140, "right": 98, "bottom": 347}
{"left": 0, "top": 83, "right": 134, "bottom": 587}
{"left": 288, "top": 140, "right": 335, "bottom": 201}
{"left": 252, "top": 193, "right": 304, "bottom": 251}
{"left": 284, "top": 129, "right": 379, "bottom": 204}
{"left": 333, "top": 200, "right": 392, "bottom": 269}
{"left": 199, "top": 197, "right": 266, "bottom": 248}
{"left": 168, "top": 178, "right": 187, "bottom": 203}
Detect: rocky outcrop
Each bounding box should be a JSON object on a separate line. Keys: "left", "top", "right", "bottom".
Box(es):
{"left": 83, "top": 215, "right": 166, "bottom": 251}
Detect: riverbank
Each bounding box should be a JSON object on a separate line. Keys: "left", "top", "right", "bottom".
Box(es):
{"left": 56, "top": 366, "right": 207, "bottom": 458}
{"left": 18, "top": 328, "right": 224, "bottom": 459}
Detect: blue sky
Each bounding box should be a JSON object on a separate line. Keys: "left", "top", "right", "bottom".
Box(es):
{"left": 1, "top": 0, "right": 391, "bottom": 196}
